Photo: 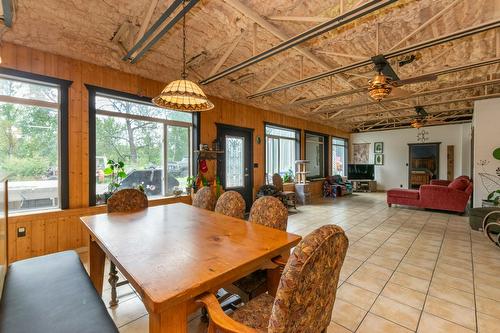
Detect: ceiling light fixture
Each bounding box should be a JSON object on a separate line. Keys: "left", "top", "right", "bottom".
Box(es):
{"left": 410, "top": 118, "right": 424, "bottom": 129}
{"left": 368, "top": 72, "right": 392, "bottom": 101}
{"left": 152, "top": 1, "right": 213, "bottom": 112}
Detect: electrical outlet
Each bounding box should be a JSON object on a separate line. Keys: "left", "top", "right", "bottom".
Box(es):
{"left": 400, "top": 184, "right": 403, "bottom": 188}
{"left": 17, "top": 227, "right": 26, "bottom": 237}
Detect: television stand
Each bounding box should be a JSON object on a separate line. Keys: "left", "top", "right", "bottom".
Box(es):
{"left": 350, "top": 180, "right": 377, "bottom": 192}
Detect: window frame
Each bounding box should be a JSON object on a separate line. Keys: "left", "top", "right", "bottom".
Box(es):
{"left": 304, "top": 130, "right": 329, "bottom": 179}
{"left": 0, "top": 67, "right": 71, "bottom": 211}
{"left": 87, "top": 85, "right": 199, "bottom": 206}
{"left": 264, "top": 122, "right": 301, "bottom": 182}
{"left": 331, "top": 136, "right": 349, "bottom": 177}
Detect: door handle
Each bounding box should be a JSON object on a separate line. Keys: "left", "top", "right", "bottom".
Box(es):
{"left": 244, "top": 174, "right": 249, "bottom": 177}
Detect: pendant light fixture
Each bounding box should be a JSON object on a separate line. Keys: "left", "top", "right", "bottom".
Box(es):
{"left": 153, "top": 1, "right": 214, "bottom": 112}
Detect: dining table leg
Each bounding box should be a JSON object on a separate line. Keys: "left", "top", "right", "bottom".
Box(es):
{"left": 89, "top": 236, "right": 106, "bottom": 296}
{"left": 149, "top": 302, "right": 188, "bottom": 333}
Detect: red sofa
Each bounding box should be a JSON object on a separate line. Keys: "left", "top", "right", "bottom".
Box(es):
{"left": 387, "top": 176, "right": 472, "bottom": 213}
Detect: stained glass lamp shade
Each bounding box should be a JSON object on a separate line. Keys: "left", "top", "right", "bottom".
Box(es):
{"left": 152, "top": 79, "right": 214, "bottom": 112}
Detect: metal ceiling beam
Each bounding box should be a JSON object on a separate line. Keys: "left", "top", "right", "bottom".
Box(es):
{"left": 332, "top": 92, "right": 500, "bottom": 120}
{"left": 314, "top": 59, "right": 500, "bottom": 115}
{"left": 356, "top": 119, "right": 472, "bottom": 132}
{"left": 200, "top": 0, "right": 398, "bottom": 85}
{"left": 348, "top": 107, "right": 472, "bottom": 125}
{"left": 296, "top": 57, "right": 500, "bottom": 109}
{"left": 123, "top": 0, "right": 200, "bottom": 63}
{"left": 247, "top": 19, "right": 500, "bottom": 99}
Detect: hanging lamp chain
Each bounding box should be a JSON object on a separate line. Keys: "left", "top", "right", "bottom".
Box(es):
{"left": 182, "top": 0, "right": 187, "bottom": 79}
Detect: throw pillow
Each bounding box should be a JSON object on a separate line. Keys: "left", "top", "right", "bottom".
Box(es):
{"left": 448, "top": 178, "right": 469, "bottom": 191}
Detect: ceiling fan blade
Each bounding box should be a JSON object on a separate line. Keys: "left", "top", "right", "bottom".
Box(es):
{"left": 391, "top": 86, "right": 412, "bottom": 98}
{"left": 394, "top": 73, "right": 438, "bottom": 86}
{"left": 371, "top": 54, "right": 400, "bottom": 81}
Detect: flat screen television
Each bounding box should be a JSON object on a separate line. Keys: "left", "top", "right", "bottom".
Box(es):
{"left": 348, "top": 164, "right": 375, "bottom": 180}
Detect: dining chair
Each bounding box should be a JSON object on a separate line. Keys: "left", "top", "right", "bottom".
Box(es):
{"left": 193, "top": 186, "right": 216, "bottom": 211}
{"left": 272, "top": 173, "right": 297, "bottom": 210}
{"left": 197, "top": 224, "right": 349, "bottom": 333}
{"left": 230, "top": 196, "right": 288, "bottom": 302}
{"left": 106, "top": 188, "right": 148, "bottom": 306}
{"left": 215, "top": 191, "right": 246, "bottom": 219}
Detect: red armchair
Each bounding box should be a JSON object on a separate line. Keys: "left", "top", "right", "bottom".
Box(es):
{"left": 387, "top": 176, "right": 472, "bottom": 213}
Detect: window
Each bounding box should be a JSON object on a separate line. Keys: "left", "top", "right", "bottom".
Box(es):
{"left": 90, "top": 89, "right": 193, "bottom": 204}
{"left": 305, "top": 133, "right": 325, "bottom": 178}
{"left": 0, "top": 71, "right": 69, "bottom": 212}
{"left": 265, "top": 125, "right": 300, "bottom": 182}
{"left": 332, "top": 137, "right": 348, "bottom": 177}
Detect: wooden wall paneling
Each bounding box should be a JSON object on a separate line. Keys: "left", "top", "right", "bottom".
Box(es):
{"left": 14, "top": 220, "right": 31, "bottom": 260}
{"left": 0, "top": 42, "right": 347, "bottom": 262}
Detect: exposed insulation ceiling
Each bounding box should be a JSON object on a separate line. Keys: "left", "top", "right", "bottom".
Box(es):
{"left": 2, "top": 0, "right": 500, "bottom": 132}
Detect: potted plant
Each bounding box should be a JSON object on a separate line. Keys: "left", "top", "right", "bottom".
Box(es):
{"left": 96, "top": 160, "right": 127, "bottom": 204}
{"left": 483, "top": 189, "right": 500, "bottom": 207}
{"left": 283, "top": 169, "right": 294, "bottom": 183}
{"left": 185, "top": 176, "right": 195, "bottom": 194}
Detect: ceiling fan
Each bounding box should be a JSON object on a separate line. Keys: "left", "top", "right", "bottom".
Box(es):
{"left": 368, "top": 55, "right": 437, "bottom": 101}
{"left": 409, "top": 106, "right": 450, "bottom": 128}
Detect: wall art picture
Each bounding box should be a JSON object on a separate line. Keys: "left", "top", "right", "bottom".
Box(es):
{"left": 353, "top": 143, "right": 370, "bottom": 164}
{"left": 374, "top": 142, "right": 384, "bottom": 153}
{"left": 375, "top": 153, "right": 384, "bottom": 165}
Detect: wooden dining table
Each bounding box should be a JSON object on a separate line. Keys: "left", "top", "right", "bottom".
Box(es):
{"left": 80, "top": 203, "right": 301, "bottom": 333}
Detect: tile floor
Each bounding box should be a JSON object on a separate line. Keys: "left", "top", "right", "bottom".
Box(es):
{"left": 82, "top": 192, "right": 500, "bottom": 332}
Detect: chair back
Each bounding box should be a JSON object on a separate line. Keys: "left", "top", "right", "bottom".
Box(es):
{"left": 272, "top": 173, "right": 284, "bottom": 192}
{"left": 268, "top": 225, "right": 348, "bottom": 333}
{"left": 248, "top": 196, "right": 287, "bottom": 231}
{"left": 215, "top": 191, "right": 246, "bottom": 219}
{"left": 107, "top": 189, "right": 148, "bottom": 213}
{"left": 192, "top": 187, "right": 216, "bottom": 211}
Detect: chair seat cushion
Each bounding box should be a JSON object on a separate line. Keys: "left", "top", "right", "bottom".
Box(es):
{"left": 387, "top": 189, "right": 420, "bottom": 199}
{"left": 0, "top": 251, "right": 118, "bottom": 333}
{"left": 231, "top": 293, "right": 275, "bottom": 332}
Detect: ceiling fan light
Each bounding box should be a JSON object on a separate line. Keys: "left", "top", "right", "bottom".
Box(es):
{"left": 411, "top": 119, "right": 424, "bottom": 129}
{"left": 368, "top": 73, "right": 392, "bottom": 101}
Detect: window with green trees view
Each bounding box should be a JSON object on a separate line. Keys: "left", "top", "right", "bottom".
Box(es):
{"left": 0, "top": 76, "right": 61, "bottom": 212}
{"left": 94, "top": 93, "right": 192, "bottom": 202}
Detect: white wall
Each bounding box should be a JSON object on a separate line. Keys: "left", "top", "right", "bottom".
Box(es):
{"left": 350, "top": 123, "right": 471, "bottom": 191}
{"left": 473, "top": 98, "right": 500, "bottom": 207}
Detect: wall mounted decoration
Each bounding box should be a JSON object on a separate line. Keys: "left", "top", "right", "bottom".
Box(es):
{"left": 375, "top": 154, "right": 384, "bottom": 165}
{"left": 374, "top": 142, "right": 384, "bottom": 153}
{"left": 493, "top": 147, "right": 500, "bottom": 160}
{"left": 353, "top": 143, "right": 370, "bottom": 164}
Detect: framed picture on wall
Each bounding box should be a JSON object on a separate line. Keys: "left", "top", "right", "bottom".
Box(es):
{"left": 374, "top": 142, "right": 384, "bottom": 153}
{"left": 375, "top": 154, "right": 384, "bottom": 165}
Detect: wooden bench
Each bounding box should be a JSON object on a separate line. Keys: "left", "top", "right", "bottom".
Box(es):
{"left": 0, "top": 177, "right": 118, "bottom": 333}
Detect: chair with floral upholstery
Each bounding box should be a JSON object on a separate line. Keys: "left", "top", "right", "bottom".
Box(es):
{"left": 197, "top": 224, "right": 349, "bottom": 333}
{"left": 272, "top": 173, "right": 297, "bottom": 210}
{"left": 215, "top": 191, "right": 246, "bottom": 219}
{"left": 229, "top": 196, "right": 288, "bottom": 302}
{"left": 106, "top": 188, "right": 148, "bottom": 306}
{"left": 193, "top": 186, "right": 216, "bottom": 211}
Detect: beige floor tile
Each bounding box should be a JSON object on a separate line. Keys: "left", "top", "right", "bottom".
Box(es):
{"left": 417, "top": 312, "right": 475, "bottom": 333}
{"left": 429, "top": 282, "right": 475, "bottom": 309}
{"left": 475, "top": 282, "right": 500, "bottom": 302}
{"left": 476, "top": 295, "right": 500, "bottom": 320}
{"left": 119, "top": 315, "right": 148, "bottom": 333}
{"left": 390, "top": 272, "right": 430, "bottom": 293}
{"left": 331, "top": 299, "right": 367, "bottom": 331}
{"left": 366, "top": 255, "right": 401, "bottom": 270}
{"left": 326, "top": 321, "right": 352, "bottom": 333}
{"left": 370, "top": 295, "right": 421, "bottom": 330}
{"left": 431, "top": 271, "right": 474, "bottom": 294}
{"left": 397, "top": 262, "right": 433, "bottom": 280}
{"left": 108, "top": 297, "right": 148, "bottom": 328}
{"left": 356, "top": 313, "right": 413, "bottom": 333}
{"left": 336, "top": 282, "right": 378, "bottom": 311}
{"left": 381, "top": 282, "right": 427, "bottom": 310}
{"left": 424, "top": 295, "right": 476, "bottom": 330}
{"left": 346, "top": 270, "right": 387, "bottom": 294}
{"left": 477, "top": 312, "right": 499, "bottom": 333}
